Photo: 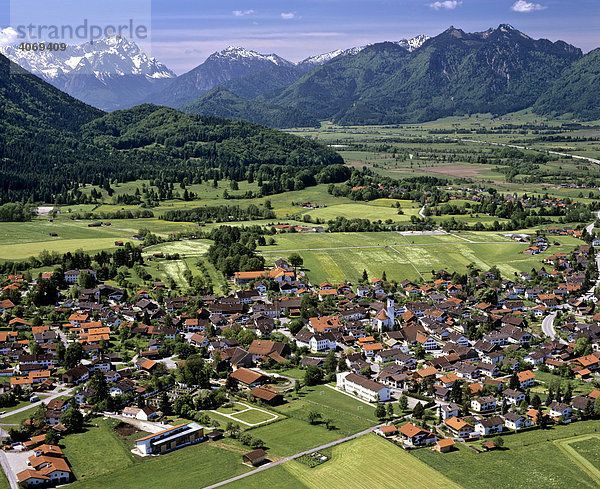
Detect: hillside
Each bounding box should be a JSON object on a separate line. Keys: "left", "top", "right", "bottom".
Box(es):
{"left": 180, "top": 87, "right": 319, "bottom": 128}
{"left": 533, "top": 48, "right": 600, "bottom": 120}
{"left": 269, "top": 25, "right": 583, "bottom": 124}
{"left": 0, "top": 55, "right": 342, "bottom": 203}
{"left": 82, "top": 104, "right": 340, "bottom": 169}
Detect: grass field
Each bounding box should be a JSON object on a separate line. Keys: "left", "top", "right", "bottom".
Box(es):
{"left": 65, "top": 420, "right": 252, "bottom": 489}
{"left": 555, "top": 435, "right": 600, "bottom": 485}
{"left": 61, "top": 418, "right": 139, "bottom": 480}
{"left": 415, "top": 419, "right": 600, "bottom": 489}
{"left": 231, "top": 409, "right": 277, "bottom": 425}
{"left": 226, "top": 434, "right": 463, "bottom": 489}
{"left": 0, "top": 405, "right": 38, "bottom": 425}
{"left": 246, "top": 386, "right": 379, "bottom": 458}
{"left": 571, "top": 436, "right": 600, "bottom": 471}
{"left": 260, "top": 231, "right": 579, "bottom": 283}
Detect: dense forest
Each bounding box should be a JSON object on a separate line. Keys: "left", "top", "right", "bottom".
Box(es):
{"left": 0, "top": 55, "right": 343, "bottom": 204}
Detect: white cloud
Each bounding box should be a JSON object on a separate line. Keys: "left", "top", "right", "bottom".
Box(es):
{"left": 510, "top": 0, "right": 546, "bottom": 13}
{"left": 281, "top": 12, "right": 296, "bottom": 20}
{"left": 428, "top": 1, "right": 462, "bottom": 10}
{"left": 233, "top": 10, "right": 255, "bottom": 17}
{"left": 0, "top": 27, "right": 19, "bottom": 47}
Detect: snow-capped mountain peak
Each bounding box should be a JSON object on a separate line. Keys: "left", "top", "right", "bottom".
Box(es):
{"left": 210, "top": 46, "right": 293, "bottom": 67}
{"left": 395, "top": 34, "right": 430, "bottom": 51}
{"left": 300, "top": 34, "right": 430, "bottom": 66}
{"left": 0, "top": 35, "right": 175, "bottom": 80}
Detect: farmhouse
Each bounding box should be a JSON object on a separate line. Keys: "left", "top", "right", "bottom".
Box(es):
{"left": 135, "top": 423, "right": 204, "bottom": 455}
{"left": 229, "top": 368, "right": 269, "bottom": 387}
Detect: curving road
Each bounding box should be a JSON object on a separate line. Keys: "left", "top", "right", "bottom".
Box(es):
{"left": 541, "top": 312, "right": 558, "bottom": 341}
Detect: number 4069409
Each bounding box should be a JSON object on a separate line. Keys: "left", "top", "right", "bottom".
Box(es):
{"left": 18, "top": 42, "right": 67, "bottom": 52}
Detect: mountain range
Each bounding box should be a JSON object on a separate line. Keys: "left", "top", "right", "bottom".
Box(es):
{"left": 1, "top": 36, "right": 175, "bottom": 111}
{"left": 0, "top": 49, "right": 341, "bottom": 203}
{"left": 2, "top": 26, "right": 600, "bottom": 126}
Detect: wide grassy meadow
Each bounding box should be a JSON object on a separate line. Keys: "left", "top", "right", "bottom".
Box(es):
{"left": 225, "top": 434, "right": 463, "bottom": 489}
{"left": 414, "top": 419, "right": 600, "bottom": 489}
{"left": 259, "top": 231, "right": 581, "bottom": 284}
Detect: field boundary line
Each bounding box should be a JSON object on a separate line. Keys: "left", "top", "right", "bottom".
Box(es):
{"left": 258, "top": 242, "right": 524, "bottom": 253}
{"left": 389, "top": 246, "right": 425, "bottom": 280}
{"left": 553, "top": 434, "right": 600, "bottom": 485}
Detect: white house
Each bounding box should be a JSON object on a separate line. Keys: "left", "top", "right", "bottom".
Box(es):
{"left": 503, "top": 412, "right": 532, "bottom": 430}
{"left": 471, "top": 396, "right": 497, "bottom": 412}
{"left": 475, "top": 416, "right": 504, "bottom": 435}
{"left": 502, "top": 389, "right": 525, "bottom": 405}
{"left": 295, "top": 330, "right": 336, "bottom": 353}
{"left": 336, "top": 372, "right": 390, "bottom": 402}
{"left": 548, "top": 401, "right": 572, "bottom": 420}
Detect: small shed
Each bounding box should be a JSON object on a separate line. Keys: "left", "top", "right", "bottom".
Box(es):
{"left": 207, "top": 430, "right": 224, "bottom": 441}
{"left": 242, "top": 449, "right": 267, "bottom": 466}
{"left": 482, "top": 441, "right": 497, "bottom": 451}
{"left": 434, "top": 438, "right": 455, "bottom": 453}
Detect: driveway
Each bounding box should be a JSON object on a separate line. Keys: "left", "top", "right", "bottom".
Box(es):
{"left": 103, "top": 414, "right": 169, "bottom": 434}
{"left": 0, "top": 386, "right": 75, "bottom": 423}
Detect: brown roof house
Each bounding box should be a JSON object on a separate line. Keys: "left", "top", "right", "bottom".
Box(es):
{"left": 230, "top": 368, "right": 269, "bottom": 387}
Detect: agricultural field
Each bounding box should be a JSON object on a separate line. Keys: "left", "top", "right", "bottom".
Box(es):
{"left": 288, "top": 113, "right": 600, "bottom": 198}
{"left": 260, "top": 231, "right": 582, "bottom": 284}
{"left": 226, "top": 434, "right": 463, "bottom": 489}
{"left": 414, "top": 420, "right": 600, "bottom": 489}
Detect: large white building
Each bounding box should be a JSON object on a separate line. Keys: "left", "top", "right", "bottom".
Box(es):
{"left": 136, "top": 423, "right": 204, "bottom": 455}
{"left": 336, "top": 372, "right": 390, "bottom": 402}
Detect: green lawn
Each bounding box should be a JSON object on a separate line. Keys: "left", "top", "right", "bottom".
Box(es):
{"left": 568, "top": 435, "right": 600, "bottom": 473}
{"left": 532, "top": 371, "right": 595, "bottom": 398}
{"left": 250, "top": 418, "right": 342, "bottom": 458}
{"left": 61, "top": 418, "right": 139, "bottom": 480}
{"left": 248, "top": 386, "right": 379, "bottom": 457}
{"left": 0, "top": 405, "right": 38, "bottom": 425}
{"left": 415, "top": 420, "right": 600, "bottom": 489}
{"left": 226, "top": 434, "right": 463, "bottom": 489}
{"left": 231, "top": 409, "right": 277, "bottom": 425}
{"left": 65, "top": 421, "right": 251, "bottom": 489}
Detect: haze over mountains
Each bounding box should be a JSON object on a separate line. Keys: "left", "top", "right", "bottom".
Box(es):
{"left": 2, "top": 26, "right": 600, "bottom": 126}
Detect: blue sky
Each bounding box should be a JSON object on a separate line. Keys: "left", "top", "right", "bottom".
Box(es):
{"left": 1, "top": 0, "right": 599, "bottom": 73}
